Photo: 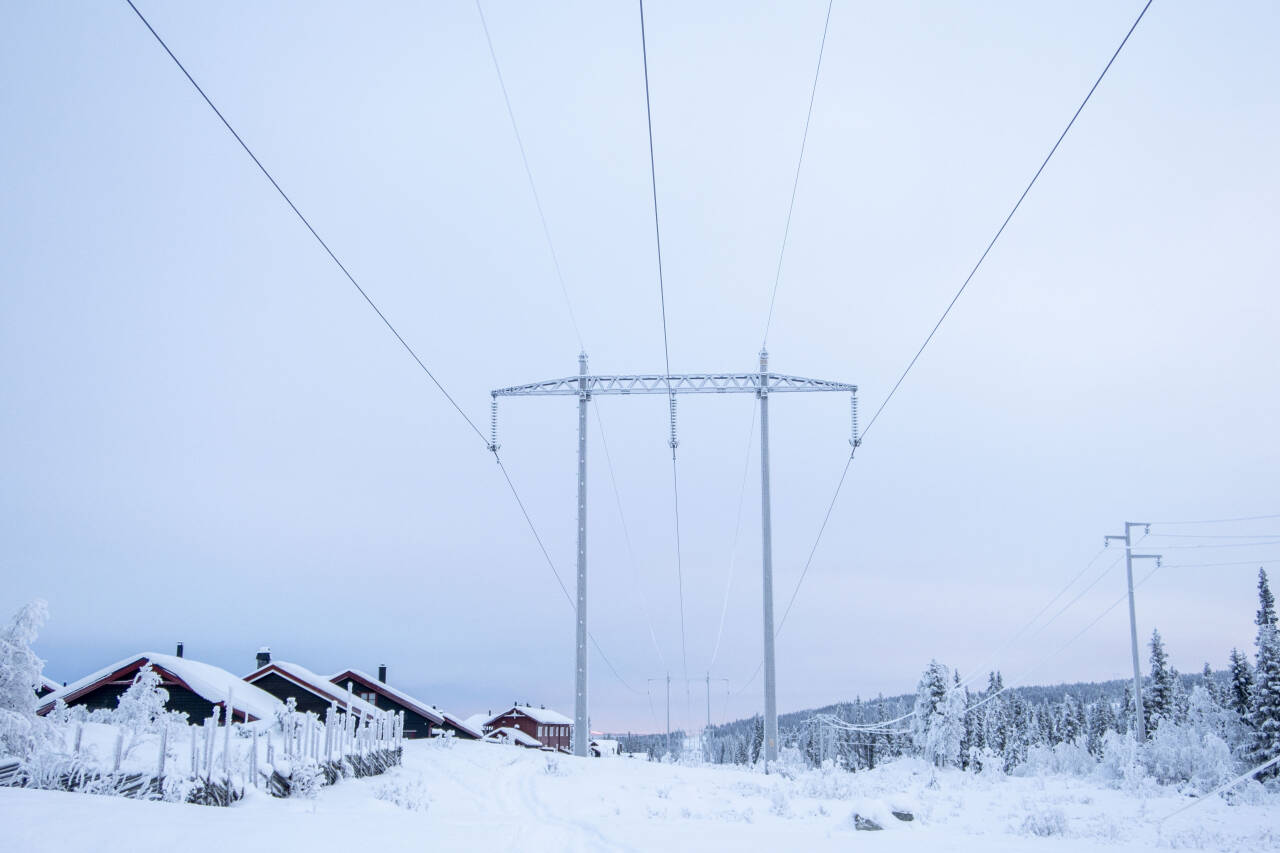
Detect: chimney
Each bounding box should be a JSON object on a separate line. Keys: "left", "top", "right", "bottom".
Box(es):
{"left": 378, "top": 664, "right": 387, "bottom": 683}
{"left": 256, "top": 647, "right": 271, "bottom": 669}
{"left": 175, "top": 642, "right": 184, "bottom": 658}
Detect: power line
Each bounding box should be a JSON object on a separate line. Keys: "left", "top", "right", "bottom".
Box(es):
{"left": 125, "top": 0, "right": 645, "bottom": 700}
{"left": 955, "top": 546, "right": 1110, "bottom": 689}
{"left": 124, "top": 0, "right": 486, "bottom": 447}
{"left": 473, "top": 0, "right": 585, "bottom": 351}
{"left": 776, "top": 452, "right": 857, "bottom": 634}
{"left": 1160, "top": 557, "right": 1280, "bottom": 570}
{"left": 593, "top": 404, "right": 669, "bottom": 673}
{"left": 1149, "top": 512, "right": 1280, "bottom": 526}
{"left": 707, "top": 400, "right": 758, "bottom": 671}
{"left": 859, "top": 0, "right": 1154, "bottom": 442}
{"left": 761, "top": 0, "right": 836, "bottom": 347}
{"left": 637, "top": 0, "right": 691, "bottom": 716}
{"left": 1147, "top": 532, "right": 1280, "bottom": 539}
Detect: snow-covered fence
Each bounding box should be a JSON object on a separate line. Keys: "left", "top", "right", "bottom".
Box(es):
{"left": 5, "top": 701, "right": 403, "bottom": 806}
{"left": 256, "top": 702, "right": 403, "bottom": 798}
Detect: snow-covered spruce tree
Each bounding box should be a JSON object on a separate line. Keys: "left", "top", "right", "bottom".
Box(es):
{"left": 1258, "top": 568, "right": 1277, "bottom": 645}
{"left": 1229, "top": 648, "right": 1255, "bottom": 718}
{"left": 910, "top": 660, "right": 949, "bottom": 761}
{"left": 1146, "top": 628, "right": 1181, "bottom": 732}
{"left": 1058, "top": 694, "right": 1083, "bottom": 745}
{"left": 1248, "top": 624, "right": 1280, "bottom": 778}
{"left": 1086, "top": 699, "right": 1115, "bottom": 756}
{"left": 1247, "top": 569, "right": 1280, "bottom": 777}
{"left": 1201, "top": 663, "right": 1221, "bottom": 705}
{"left": 749, "top": 716, "right": 763, "bottom": 765}
{"left": 0, "top": 599, "right": 51, "bottom": 759}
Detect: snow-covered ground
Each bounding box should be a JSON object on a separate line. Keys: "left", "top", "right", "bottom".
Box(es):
{"left": 2, "top": 738, "right": 1277, "bottom": 852}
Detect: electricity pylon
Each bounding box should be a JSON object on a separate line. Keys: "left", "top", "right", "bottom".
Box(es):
{"left": 1104, "top": 522, "right": 1161, "bottom": 742}
{"left": 493, "top": 351, "right": 857, "bottom": 761}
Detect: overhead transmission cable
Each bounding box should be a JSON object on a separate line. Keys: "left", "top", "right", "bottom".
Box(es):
{"left": 473, "top": 0, "right": 584, "bottom": 351}
{"left": 124, "top": 0, "right": 486, "bottom": 446}
{"left": 476, "top": 0, "right": 670, "bottom": 688}
{"left": 638, "top": 0, "right": 691, "bottom": 720}
{"left": 1149, "top": 512, "right": 1280, "bottom": 526}
{"left": 760, "top": 0, "right": 835, "bottom": 347}
{"left": 761, "top": 0, "right": 1156, "bottom": 653}
{"left": 707, "top": 399, "right": 759, "bottom": 672}
{"left": 123, "top": 0, "right": 643, "bottom": 695}
{"left": 859, "top": 0, "right": 1154, "bottom": 443}
{"left": 594, "top": 404, "right": 670, "bottom": 672}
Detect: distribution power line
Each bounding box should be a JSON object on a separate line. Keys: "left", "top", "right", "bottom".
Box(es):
{"left": 761, "top": 0, "right": 836, "bottom": 347}
{"left": 123, "top": 0, "right": 648, "bottom": 705}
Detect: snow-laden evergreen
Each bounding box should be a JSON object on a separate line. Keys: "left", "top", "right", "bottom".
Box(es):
{"left": 0, "top": 600, "right": 51, "bottom": 759}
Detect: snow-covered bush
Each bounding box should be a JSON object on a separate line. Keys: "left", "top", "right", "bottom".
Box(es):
{"left": 1019, "top": 805, "right": 1068, "bottom": 837}
{"left": 375, "top": 774, "right": 430, "bottom": 812}
{"left": 114, "top": 665, "right": 187, "bottom": 759}
{"left": 1096, "top": 731, "right": 1146, "bottom": 789}
{"left": 0, "top": 600, "right": 52, "bottom": 759}
{"left": 1142, "top": 721, "right": 1234, "bottom": 793}
{"left": 1017, "top": 739, "right": 1095, "bottom": 777}
{"left": 290, "top": 758, "right": 323, "bottom": 799}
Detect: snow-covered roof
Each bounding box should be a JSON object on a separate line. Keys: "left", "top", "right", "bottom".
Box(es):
{"left": 38, "top": 653, "right": 285, "bottom": 722}
{"left": 438, "top": 709, "right": 484, "bottom": 739}
{"left": 484, "top": 726, "right": 542, "bottom": 748}
{"left": 464, "top": 712, "right": 490, "bottom": 732}
{"left": 40, "top": 675, "right": 61, "bottom": 692}
{"left": 245, "top": 660, "right": 383, "bottom": 718}
{"left": 328, "top": 669, "right": 447, "bottom": 728}
{"left": 493, "top": 704, "right": 573, "bottom": 726}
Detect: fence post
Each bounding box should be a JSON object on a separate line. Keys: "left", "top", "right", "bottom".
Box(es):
{"left": 251, "top": 729, "right": 258, "bottom": 787}
{"left": 112, "top": 728, "right": 124, "bottom": 774}
{"left": 191, "top": 724, "right": 198, "bottom": 774}
{"left": 74, "top": 723, "right": 83, "bottom": 755}
{"left": 222, "top": 702, "right": 232, "bottom": 779}
{"left": 157, "top": 725, "right": 168, "bottom": 779}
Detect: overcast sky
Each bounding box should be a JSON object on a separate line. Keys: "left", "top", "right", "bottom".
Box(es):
{"left": 3, "top": 1, "right": 1278, "bottom": 734}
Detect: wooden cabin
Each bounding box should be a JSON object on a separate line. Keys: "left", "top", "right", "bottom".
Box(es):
{"left": 482, "top": 704, "right": 573, "bottom": 751}
{"left": 36, "top": 652, "right": 282, "bottom": 723}
{"left": 242, "top": 656, "right": 381, "bottom": 720}
{"left": 328, "top": 666, "right": 480, "bottom": 740}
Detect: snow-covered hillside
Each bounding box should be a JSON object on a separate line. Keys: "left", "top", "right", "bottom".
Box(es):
{"left": 3, "top": 738, "right": 1277, "bottom": 852}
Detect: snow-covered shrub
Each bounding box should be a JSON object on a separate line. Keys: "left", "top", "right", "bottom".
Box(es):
{"left": 543, "top": 754, "right": 562, "bottom": 776}
{"left": 768, "top": 787, "right": 790, "bottom": 817}
{"left": 1017, "top": 739, "right": 1095, "bottom": 777}
{"left": 1142, "top": 722, "right": 1234, "bottom": 793}
{"left": 114, "top": 665, "right": 187, "bottom": 758}
{"left": 1019, "top": 805, "right": 1068, "bottom": 837}
{"left": 1096, "top": 731, "right": 1146, "bottom": 789}
{"left": 0, "top": 599, "right": 52, "bottom": 759}
{"left": 290, "top": 758, "right": 323, "bottom": 799}
{"left": 375, "top": 774, "right": 429, "bottom": 812}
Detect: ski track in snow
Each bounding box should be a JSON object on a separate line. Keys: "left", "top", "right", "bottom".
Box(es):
{"left": 2, "top": 739, "right": 1278, "bottom": 852}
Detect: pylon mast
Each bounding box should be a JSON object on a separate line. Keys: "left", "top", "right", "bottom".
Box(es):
{"left": 493, "top": 353, "right": 857, "bottom": 762}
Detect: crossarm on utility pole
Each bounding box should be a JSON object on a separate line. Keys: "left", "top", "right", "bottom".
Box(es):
{"left": 493, "top": 372, "right": 856, "bottom": 397}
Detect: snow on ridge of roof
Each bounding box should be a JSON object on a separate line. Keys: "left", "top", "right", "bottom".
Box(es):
{"left": 329, "top": 669, "right": 447, "bottom": 727}
{"left": 38, "top": 652, "right": 285, "bottom": 722}
{"left": 437, "top": 709, "right": 483, "bottom": 739}
{"left": 483, "top": 726, "right": 541, "bottom": 747}
{"left": 502, "top": 704, "right": 573, "bottom": 726}
{"left": 40, "top": 675, "right": 61, "bottom": 692}
{"left": 248, "top": 660, "right": 383, "bottom": 718}
{"left": 463, "top": 713, "right": 490, "bottom": 731}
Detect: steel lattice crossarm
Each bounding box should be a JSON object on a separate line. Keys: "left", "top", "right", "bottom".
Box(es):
{"left": 492, "top": 371, "right": 856, "bottom": 397}
{"left": 489, "top": 352, "right": 857, "bottom": 761}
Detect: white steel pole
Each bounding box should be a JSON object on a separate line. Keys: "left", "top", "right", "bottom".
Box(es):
{"left": 574, "top": 352, "right": 590, "bottom": 757}
{"left": 759, "top": 349, "right": 778, "bottom": 769}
